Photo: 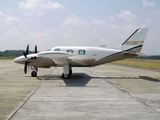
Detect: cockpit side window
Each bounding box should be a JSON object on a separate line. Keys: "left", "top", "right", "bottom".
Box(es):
{"left": 67, "top": 49, "right": 73, "bottom": 53}
{"left": 54, "top": 48, "right": 60, "bottom": 51}
{"left": 78, "top": 50, "right": 85, "bottom": 55}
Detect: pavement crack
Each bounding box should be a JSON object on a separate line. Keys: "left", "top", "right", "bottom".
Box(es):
{"left": 105, "top": 80, "right": 160, "bottom": 114}
{"left": 135, "top": 97, "right": 160, "bottom": 114}
{"left": 8, "top": 80, "right": 44, "bottom": 120}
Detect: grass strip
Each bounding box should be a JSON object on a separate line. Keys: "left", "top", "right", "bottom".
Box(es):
{"left": 113, "top": 59, "right": 160, "bottom": 70}
{"left": 0, "top": 57, "right": 15, "bottom": 60}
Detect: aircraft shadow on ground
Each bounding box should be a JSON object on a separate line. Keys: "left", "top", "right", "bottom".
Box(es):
{"left": 37, "top": 74, "right": 160, "bottom": 87}
{"left": 63, "top": 73, "right": 91, "bottom": 86}
{"left": 139, "top": 76, "right": 160, "bottom": 82}
{"left": 37, "top": 73, "right": 92, "bottom": 86}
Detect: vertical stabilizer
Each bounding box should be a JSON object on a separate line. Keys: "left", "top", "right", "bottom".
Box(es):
{"left": 119, "top": 27, "right": 149, "bottom": 53}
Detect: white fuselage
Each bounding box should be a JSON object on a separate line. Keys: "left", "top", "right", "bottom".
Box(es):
{"left": 14, "top": 46, "right": 136, "bottom": 68}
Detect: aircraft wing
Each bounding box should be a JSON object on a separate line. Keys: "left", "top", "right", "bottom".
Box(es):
{"left": 37, "top": 51, "right": 82, "bottom": 66}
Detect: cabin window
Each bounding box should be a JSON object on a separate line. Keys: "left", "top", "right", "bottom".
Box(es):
{"left": 78, "top": 50, "right": 85, "bottom": 55}
{"left": 54, "top": 48, "right": 60, "bottom": 51}
{"left": 67, "top": 49, "right": 73, "bottom": 53}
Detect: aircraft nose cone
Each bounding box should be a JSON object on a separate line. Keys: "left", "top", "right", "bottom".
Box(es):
{"left": 13, "top": 56, "right": 27, "bottom": 64}
{"left": 13, "top": 57, "right": 19, "bottom": 63}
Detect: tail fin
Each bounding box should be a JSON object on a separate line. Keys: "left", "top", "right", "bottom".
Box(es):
{"left": 119, "top": 27, "right": 149, "bottom": 53}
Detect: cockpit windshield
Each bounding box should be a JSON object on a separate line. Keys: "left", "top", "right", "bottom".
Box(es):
{"left": 54, "top": 48, "right": 60, "bottom": 51}
{"left": 47, "top": 48, "right": 61, "bottom": 51}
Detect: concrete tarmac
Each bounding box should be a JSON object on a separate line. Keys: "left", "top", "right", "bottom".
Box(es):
{"left": 0, "top": 60, "right": 160, "bottom": 120}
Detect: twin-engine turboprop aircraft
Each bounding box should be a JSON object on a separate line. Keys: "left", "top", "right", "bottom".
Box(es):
{"left": 14, "top": 27, "right": 149, "bottom": 79}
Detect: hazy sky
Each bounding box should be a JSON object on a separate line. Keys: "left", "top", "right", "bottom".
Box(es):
{"left": 0, "top": 0, "right": 159, "bottom": 55}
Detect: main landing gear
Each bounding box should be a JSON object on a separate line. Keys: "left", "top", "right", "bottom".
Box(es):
{"left": 62, "top": 64, "right": 72, "bottom": 79}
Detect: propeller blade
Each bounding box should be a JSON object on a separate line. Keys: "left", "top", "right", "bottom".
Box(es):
{"left": 23, "top": 44, "right": 29, "bottom": 58}
{"left": 35, "top": 45, "right": 38, "bottom": 53}
{"left": 23, "top": 51, "right": 27, "bottom": 58}
{"left": 26, "top": 44, "right": 29, "bottom": 55}
{"left": 24, "top": 61, "right": 28, "bottom": 74}
{"left": 34, "top": 45, "right": 38, "bottom": 72}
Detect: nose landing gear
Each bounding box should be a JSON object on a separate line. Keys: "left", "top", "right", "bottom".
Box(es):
{"left": 31, "top": 67, "right": 38, "bottom": 77}
{"left": 31, "top": 71, "right": 37, "bottom": 77}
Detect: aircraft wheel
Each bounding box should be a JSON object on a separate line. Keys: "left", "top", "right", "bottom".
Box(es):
{"left": 62, "top": 73, "right": 70, "bottom": 79}
{"left": 31, "top": 71, "right": 37, "bottom": 77}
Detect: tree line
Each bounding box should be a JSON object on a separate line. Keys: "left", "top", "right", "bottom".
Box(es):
{"left": 0, "top": 50, "right": 160, "bottom": 60}
{"left": 135, "top": 55, "right": 160, "bottom": 60}
{"left": 0, "top": 50, "right": 34, "bottom": 57}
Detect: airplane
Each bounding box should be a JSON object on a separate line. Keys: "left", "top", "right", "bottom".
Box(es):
{"left": 14, "top": 27, "right": 149, "bottom": 79}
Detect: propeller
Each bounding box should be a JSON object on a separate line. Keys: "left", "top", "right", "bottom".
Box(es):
{"left": 24, "top": 61, "right": 28, "bottom": 74}
{"left": 35, "top": 45, "right": 38, "bottom": 72}
{"left": 23, "top": 44, "right": 38, "bottom": 74}
{"left": 23, "top": 44, "right": 29, "bottom": 74}
{"left": 35, "top": 45, "right": 37, "bottom": 53}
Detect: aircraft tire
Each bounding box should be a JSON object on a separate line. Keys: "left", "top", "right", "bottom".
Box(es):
{"left": 31, "top": 71, "right": 37, "bottom": 77}
{"left": 69, "top": 69, "right": 72, "bottom": 76}
{"left": 62, "top": 73, "right": 70, "bottom": 79}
